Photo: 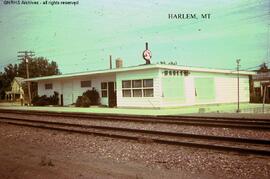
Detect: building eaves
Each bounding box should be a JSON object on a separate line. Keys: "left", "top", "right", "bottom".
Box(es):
{"left": 23, "top": 64, "right": 256, "bottom": 82}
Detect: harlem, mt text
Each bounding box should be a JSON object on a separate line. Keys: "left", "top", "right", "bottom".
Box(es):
{"left": 168, "top": 13, "right": 211, "bottom": 20}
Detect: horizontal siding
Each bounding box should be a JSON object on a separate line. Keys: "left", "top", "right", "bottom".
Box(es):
{"left": 160, "top": 71, "right": 250, "bottom": 107}
{"left": 215, "top": 76, "right": 250, "bottom": 103}
{"left": 38, "top": 80, "right": 61, "bottom": 97}
{"left": 38, "top": 75, "right": 116, "bottom": 106}
{"left": 37, "top": 69, "right": 251, "bottom": 108}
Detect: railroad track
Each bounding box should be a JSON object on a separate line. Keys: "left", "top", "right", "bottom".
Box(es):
{"left": 0, "top": 115, "right": 270, "bottom": 156}
{"left": 0, "top": 109, "right": 270, "bottom": 130}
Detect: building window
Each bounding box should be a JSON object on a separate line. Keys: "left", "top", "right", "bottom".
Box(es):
{"left": 143, "top": 79, "right": 153, "bottom": 88}
{"left": 45, "top": 83, "right": 53, "bottom": 90}
{"left": 133, "top": 89, "right": 142, "bottom": 97}
{"left": 101, "top": 82, "right": 108, "bottom": 97}
{"left": 122, "top": 80, "right": 131, "bottom": 88}
{"left": 143, "top": 89, "right": 153, "bottom": 97}
{"left": 122, "top": 80, "right": 131, "bottom": 97}
{"left": 81, "top": 80, "right": 91, "bottom": 88}
{"left": 122, "top": 79, "right": 154, "bottom": 97}
{"left": 132, "top": 80, "right": 142, "bottom": 88}
{"left": 123, "top": 89, "right": 131, "bottom": 97}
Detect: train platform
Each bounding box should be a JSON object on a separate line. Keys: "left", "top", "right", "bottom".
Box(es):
{"left": 0, "top": 102, "right": 270, "bottom": 118}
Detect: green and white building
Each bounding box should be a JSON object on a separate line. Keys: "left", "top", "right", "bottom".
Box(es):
{"left": 25, "top": 64, "right": 255, "bottom": 108}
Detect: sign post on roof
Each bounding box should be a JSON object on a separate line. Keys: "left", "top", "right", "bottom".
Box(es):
{"left": 142, "top": 42, "right": 151, "bottom": 64}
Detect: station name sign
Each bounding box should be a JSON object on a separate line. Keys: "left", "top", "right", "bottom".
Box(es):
{"left": 163, "top": 70, "right": 190, "bottom": 76}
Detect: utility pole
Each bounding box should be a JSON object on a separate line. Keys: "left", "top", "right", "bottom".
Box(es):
{"left": 236, "top": 59, "right": 241, "bottom": 113}
{"left": 18, "top": 51, "right": 35, "bottom": 105}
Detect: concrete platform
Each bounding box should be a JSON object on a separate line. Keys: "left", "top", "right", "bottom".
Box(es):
{"left": 0, "top": 102, "right": 270, "bottom": 118}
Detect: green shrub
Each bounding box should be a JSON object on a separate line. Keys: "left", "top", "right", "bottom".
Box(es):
{"left": 49, "top": 91, "right": 59, "bottom": 105}
{"left": 32, "top": 91, "right": 59, "bottom": 106}
{"left": 83, "top": 88, "right": 100, "bottom": 105}
{"left": 32, "top": 95, "right": 50, "bottom": 106}
{"left": 75, "top": 95, "right": 91, "bottom": 107}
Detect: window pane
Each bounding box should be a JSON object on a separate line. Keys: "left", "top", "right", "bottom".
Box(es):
{"left": 101, "top": 90, "right": 107, "bottom": 97}
{"left": 122, "top": 90, "right": 131, "bottom": 97}
{"left": 132, "top": 80, "right": 142, "bottom": 88}
{"left": 122, "top": 80, "right": 131, "bottom": 88}
{"left": 133, "top": 89, "right": 142, "bottom": 97}
{"left": 143, "top": 79, "right": 153, "bottom": 87}
{"left": 81, "top": 80, "right": 91, "bottom": 87}
{"left": 101, "top": 82, "right": 107, "bottom": 89}
{"left": 45, "top": 83, "right": 53, "bottom": 90}
{"left": 143, "top": 89, "right": 154, "bottom": 97}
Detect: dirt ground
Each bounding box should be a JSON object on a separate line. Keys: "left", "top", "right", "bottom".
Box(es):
{"left": 0, "top": 124, "right": 212, "bottom": 179}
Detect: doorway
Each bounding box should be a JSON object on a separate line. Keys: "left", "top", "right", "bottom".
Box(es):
{"left": 108, "top": 81, "right": 116, "bottom": 107}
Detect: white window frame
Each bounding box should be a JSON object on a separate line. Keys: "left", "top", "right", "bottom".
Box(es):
{"left": 45, "top": 83, "right": 53, "bottom": 90}
{"left": 81, "top": 80, "right": 91, "bottom": 88}
{"left": 122, "top": 79, "right": 154, "bottom": 98}
{"left": 101, "top": 82, "right": 108, "bottom": 98}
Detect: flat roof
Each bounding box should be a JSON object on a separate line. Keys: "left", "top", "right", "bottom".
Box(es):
{"left": 24, "top": 64, "right": 256, "bottom": 82}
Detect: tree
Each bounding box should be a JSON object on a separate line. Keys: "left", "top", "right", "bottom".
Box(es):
{"left": 0, "top": 57, "right": 61, "bottom": 100}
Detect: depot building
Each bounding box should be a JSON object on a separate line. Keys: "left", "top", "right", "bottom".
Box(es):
{"left": 25, "top": 59, "right": 255, "bottom": 108}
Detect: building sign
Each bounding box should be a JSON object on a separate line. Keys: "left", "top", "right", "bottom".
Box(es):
{"left": 163, "top": 70, "right": 190, "bottom": 76}
{"left": 142, "top": 42, "right": 151, "bottom": 64}
{"left": 143, "top": 49, "right": 151, "bottom": 60}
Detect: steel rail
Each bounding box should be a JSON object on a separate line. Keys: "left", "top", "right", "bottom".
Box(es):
{"left": 0, "top": 109, "right": 269, "bottom": 130}
{"left": 0, "top": 109, "right": 269, "bottom": 122}
{"left": 0, "top": 116, "right": 270, "bottom": 156}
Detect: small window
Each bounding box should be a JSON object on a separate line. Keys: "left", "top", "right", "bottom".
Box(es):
{"left": 101, "top": 82, "right": 107, "bottom": 89}
{"left": 81, "top": 80, "right": 91, "bottom": 88}
{"left": 143, "top": 89, "right": 153, "bottom": 97}
{"left": 143, "top": 79, "right": 153, "bottom": 88}
{"left": 122, "top": 90, "right": 131, "bottom": 97}
{"left": 132, "top": 80, "right": 142, "bottom": 88}
{"left": 101, "top": 82, "right": 108, "bottom": 97}
{"left": 122, "top": 80, "right": 131, "bottom": 88}
{"left": 133, "top": 89, "right": 142, "bottom": 97}
{"left": 45, "top": 83, "right": 53, "bottom": 90}
{"left": 101, "top": 90, "right": 108, "bottom": 97}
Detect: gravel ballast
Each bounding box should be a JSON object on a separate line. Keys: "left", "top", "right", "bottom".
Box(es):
{"left": 0, "top": 112, "right": 269, "bottom": 140}
{"left": 0, "top": 118, "right": 269, "bottom": 178}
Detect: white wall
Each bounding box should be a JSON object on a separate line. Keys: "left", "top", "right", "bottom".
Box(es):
{"left": 38, "top": 74, "right": 115, "bottom": 106}
{"left": 37, "top": 69, "right": 251, "bottom": 108}
{"left": 116, "top": 69, "right": 162, "bottom": 108}
{"left": 159, "top": 70, "right": 250, "bottom": 107}
{"left": 38, "top": 80, "right": 61, "bottom": 98}
{"left": 215, "top": 75, "right": 250, "bottom": 103}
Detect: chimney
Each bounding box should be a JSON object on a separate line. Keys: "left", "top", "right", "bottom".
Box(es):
{"left": 115, "top": 58, "right": 123, "bottom": 68}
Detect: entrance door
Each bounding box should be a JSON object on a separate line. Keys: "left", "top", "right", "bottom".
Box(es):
{"left": 108, "top": 82, "right": 116, "bottom": 107}
{"left": 63, "top": 81, "right": 73, "bottom": 106}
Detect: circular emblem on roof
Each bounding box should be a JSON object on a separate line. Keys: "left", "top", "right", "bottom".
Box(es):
{"left": 143, "top": 49, "right": 152, "bottom": 61}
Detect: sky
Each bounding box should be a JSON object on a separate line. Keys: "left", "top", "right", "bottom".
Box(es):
{"left": 0, "top": 0, "right": 269, "bottom": 74}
